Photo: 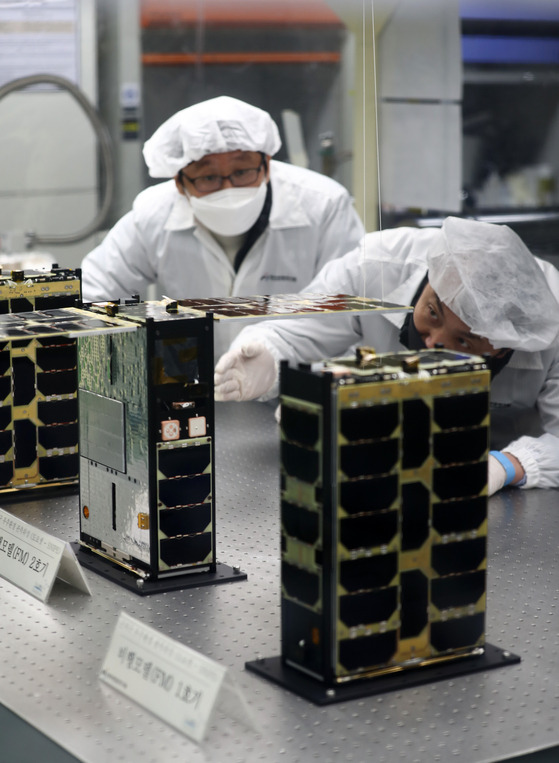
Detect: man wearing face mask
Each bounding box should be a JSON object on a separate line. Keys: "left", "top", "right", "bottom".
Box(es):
{"left": 215, "top": 216, "right": 559, "bottom": 495}
{"left": 81, "top": 96, "right": 364, "bottom": 357}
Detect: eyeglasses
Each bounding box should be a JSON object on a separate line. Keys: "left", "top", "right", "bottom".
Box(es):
{"left": 180, "top": 161, "right": 265, "bottom": 193}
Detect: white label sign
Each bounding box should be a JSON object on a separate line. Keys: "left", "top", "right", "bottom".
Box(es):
{"left": 0, "top": 507, "right": 91, "bottom": 602}
{"left": 100, "top": 612, "right": 249, "bottom": 743}
{"left": 0, "top": 1, "right": 79, "bottom": 88}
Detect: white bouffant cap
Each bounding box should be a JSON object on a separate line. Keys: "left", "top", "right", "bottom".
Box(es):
{"left": 143, "top": 95, "right": 282, "bottom": 178}
{"left": 427, "top": 216, "right": 559, "bottom": 351}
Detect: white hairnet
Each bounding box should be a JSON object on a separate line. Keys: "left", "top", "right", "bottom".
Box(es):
{"left": 427, "top": 216, "right": 559, "bottom": 351}
{"left": 143, "top": 96, "right": 282, "bottom": 178}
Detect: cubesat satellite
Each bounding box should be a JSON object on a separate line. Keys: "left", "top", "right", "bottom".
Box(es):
{"left": 246, "top": 348, "right": 520, "bottom": 703}
{"left": 76, "top": 299, "right": 227, "bottom": 592}
{"left": 0, "top": 267, "right": 81, "bottom": 493}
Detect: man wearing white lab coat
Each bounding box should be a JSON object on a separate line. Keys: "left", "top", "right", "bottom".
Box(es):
{"left": 215, "top": 217, "right": 559, "bottom": 495}
{"left": 81, "top": 96, "right": 364, "bottom": 358}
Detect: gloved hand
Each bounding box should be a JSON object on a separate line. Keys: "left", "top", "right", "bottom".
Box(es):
{"left": 488, "top": 453, "right": 507, "bottom": 496}
{"left": 214, "top": 342, "right": 277, "bottom": 402}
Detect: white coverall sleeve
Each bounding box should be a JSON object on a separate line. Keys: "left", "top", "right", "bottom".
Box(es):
{"left": 505, "top": 433, "right": 559, "bottom": 489}
{"left": 81, "top": 210, "right": 158, "bottom": 302}
{"left": 503, "top": 352, "right": 559, "bottom": 489}
{"left": 228, "top": 248, "right": 370, "bottom": 398}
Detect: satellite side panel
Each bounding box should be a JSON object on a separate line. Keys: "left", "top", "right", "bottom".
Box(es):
{"left": 280, "top": 349, "right": 490, "bottom": 685}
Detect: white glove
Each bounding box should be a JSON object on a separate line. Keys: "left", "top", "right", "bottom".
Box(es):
{"left": 214, "top": 342, "right": 277, "bottom": 402}
{"left": 488, "top": 453, "right": 507, "bottom": 496}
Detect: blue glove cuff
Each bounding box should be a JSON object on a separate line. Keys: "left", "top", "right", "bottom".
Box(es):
{"left": 490, "top": 450, "right": 516, "bottom": 486}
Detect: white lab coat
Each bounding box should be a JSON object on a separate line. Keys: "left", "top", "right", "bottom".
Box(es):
{"left": 81, "top": 160, "right": 364, "bottom": 358}
{"left": 234, "top": 226, "right": 559, "bottom": 490}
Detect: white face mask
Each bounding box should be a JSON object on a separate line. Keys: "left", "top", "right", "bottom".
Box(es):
{"left": 189, "top": 183, "right": 267, "bottom": 236}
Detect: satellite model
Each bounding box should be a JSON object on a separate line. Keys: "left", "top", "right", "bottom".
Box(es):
{"left": 247, "top": 348, "right": 520, "bottom": 702}
{"left": 0, "top": 267, "right": 81, "bottom": 493}
{"left": 76, "top": 299, "right": 226, "bottom": 592}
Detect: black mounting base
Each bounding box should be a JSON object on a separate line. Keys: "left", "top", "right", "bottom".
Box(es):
{"left": 72, "top": 542, "right": 247, "bottom": 595}
{"left": 246, "top": 643, "right": 520, "bottom": 705}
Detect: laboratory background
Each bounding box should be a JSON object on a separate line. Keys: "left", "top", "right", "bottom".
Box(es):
{"left": 3, "top": 0, "right": 559, "bottom": 273}
{"left": 0, "top": 1, "right": 558, "bottom": 762}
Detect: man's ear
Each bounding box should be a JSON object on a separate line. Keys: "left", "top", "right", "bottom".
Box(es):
{"left": 175, "top": 173, "right": 187, "bottom": 196}
{"left": 263, "top": 154, "right": 271, "bottom": 182}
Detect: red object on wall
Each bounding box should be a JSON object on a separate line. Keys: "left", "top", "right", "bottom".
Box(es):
{"left": 140, "top": 0, "right": 343, "bottom": 28}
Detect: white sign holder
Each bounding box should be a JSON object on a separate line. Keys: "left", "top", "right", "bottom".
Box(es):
{"left": 0, "top": 507, "right": 91, "bottom": 602}
{"left": 100, "top": 611, "right": 255, "bottom": 744}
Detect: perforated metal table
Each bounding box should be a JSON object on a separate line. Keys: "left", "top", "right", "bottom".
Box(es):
{"left": 0, "top": 402, "right": 557, "bottom": 763}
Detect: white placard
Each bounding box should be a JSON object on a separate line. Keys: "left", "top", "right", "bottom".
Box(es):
{"left": 0, "top": 1, "right": 79, "bottom": 88}
{"left": 100, "top": 612, "right": 252, "bottom": 744}
{"left": 120, "top": 82, "right": 141, "bottom": 109}
{"left": 0, "top": 507, "right": 91, "bottom": 602}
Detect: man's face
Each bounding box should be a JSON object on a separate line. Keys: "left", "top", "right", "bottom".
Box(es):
{"left": 175, "top": 150, "right": 269, "bottom": 198}
{"left": 413, "top": 283, "right": 501, "bottom": 356}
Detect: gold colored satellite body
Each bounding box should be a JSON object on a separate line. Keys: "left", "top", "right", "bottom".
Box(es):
{"left": 0, "top": 267, "right": 81, "bottom": 492}
{"left": 279, "top": 348, "right": 491, "bottom": 683}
